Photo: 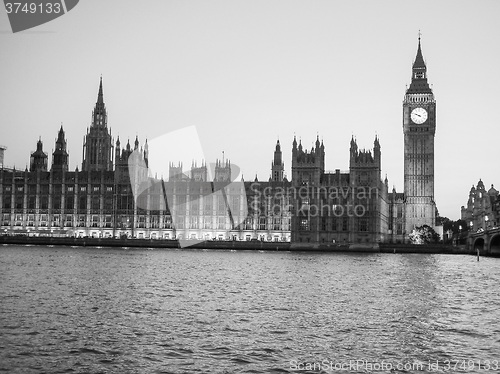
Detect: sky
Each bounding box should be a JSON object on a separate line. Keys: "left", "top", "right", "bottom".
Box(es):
{"left": 0, "top": 0, "right": 499, "bottom": 220}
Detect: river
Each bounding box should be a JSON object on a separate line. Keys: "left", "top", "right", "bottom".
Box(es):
{"left": 1, "top": 245, "right": 499, "bottom": 373}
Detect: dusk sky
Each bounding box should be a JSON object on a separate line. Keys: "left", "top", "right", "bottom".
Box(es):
{"left": 1, "top": 0, "right": 499, "bottom": 220}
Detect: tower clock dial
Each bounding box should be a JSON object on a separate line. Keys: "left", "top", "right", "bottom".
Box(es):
{"left": 410, "top": 107, "right": 428, "bottom": 124}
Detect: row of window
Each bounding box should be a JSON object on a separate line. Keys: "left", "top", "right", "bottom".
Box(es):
{"left": 299, "top": 218, "right": 370, "bottom": 232}
{"left": 2, "top": 185, "right": 115, "bottom": 193}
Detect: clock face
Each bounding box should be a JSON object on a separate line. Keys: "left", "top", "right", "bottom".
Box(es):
{"left": 411, "top": 107, "right": 428, "bottom": 124}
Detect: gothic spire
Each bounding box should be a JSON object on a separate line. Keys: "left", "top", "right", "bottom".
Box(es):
{"left": 407, "top": 34, "right": 432, "bottom": 94}
{"left": 97, "top": 76, "right": 104, "bottom": 104}
{"left": 413, "top": 34, "right": 426, "bottom": 70}
{"left": 57, "top": 124, "right": 65, "bottom": 143}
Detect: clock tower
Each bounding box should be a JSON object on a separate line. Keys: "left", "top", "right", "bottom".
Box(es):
{"left": 403, "top": 36, "right": 436, "bottom": 235}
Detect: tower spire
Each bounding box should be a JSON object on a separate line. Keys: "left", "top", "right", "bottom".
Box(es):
{"left": 97, "top": 76, "right": 104, "bottom": 104}
{"left": 82, "top": 77, "right": 113, "bottom": 171}
{"left": 413, "top": 33, "right": 426, "bottom": 70}
{"left": 406, "top": 34, "right": 431, "bottom": 94}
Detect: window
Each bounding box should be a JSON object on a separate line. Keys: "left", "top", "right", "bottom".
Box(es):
{"left": 1, "top": 214, "right": 10, "bottom": 226}
{"left": 28, "top": 196, "right": 36, "bottom": 210}
{"left": 150, "top": 215, "right": 159, "bottom": 229}
{"left": 65, "top": 196, "right": 74, "bottom": 210}
{"left": 176, "top": 217, "right": 184, "bottom": 229}
{"left": 273, "top": 217, "right": 281, "bottom": 230}
{"left": 189, "top": 216, "right": 198, "bottom": 229}
{"left": 15, "top": 196, "right": 23, "bottom": 209}
{"left": 104, "top": 197, "right": 113, "bottom": 211}
{"left": 301, "top": 198, "right": 310, "bottom": 209}
{"left": 321, "top": 217, "right": 327, "bottom": 231}
{"left": 300, "top": 219, "right": 309, "bottom": 231}
{"left": 217, "top": 217, "right": 225, "bottom": 230}
{"left": 138, "top": 215, "right": 146, "bottom": 228}
{"left": 100, "top": 215, "right": 110, "bottom": 228}
{"left": 91, "top": 196, "right": 100, "bottom": 211}
{"left": 52, "top": 197, "right": 61, "bottom": 210}
{"left": 259, "top": 217, "right": 266, "bottom": 230}
{"left": 342, "top": 218, "right": 348, "bottom": 231}
{"left": 217, "top": 196, "right": 226, "bottom": 213}
{"left": 3, "top": 197, "right": 11, "bottom": 209}
{"left": 359, "top": 219, "right": 368, "bottom": 232}
{"left": 163, "top": 216, "right": 172, "bottom": 229}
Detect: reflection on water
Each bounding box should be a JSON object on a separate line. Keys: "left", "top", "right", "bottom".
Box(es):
{"left": 1, "top": 246, "right": 499, "bottom": 373}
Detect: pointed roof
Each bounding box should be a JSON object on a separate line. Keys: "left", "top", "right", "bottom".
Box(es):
{"left": 413, "top": 36, "right": 426, "bottom": 69}
{"left": 57, "top": 124, "right": 65, "bottom": 142}
{"left": 97, "top": 76, "right": 104, "bottom": 104}
{"left": 36, "top": 138, "right": 44, "bottom": 152}
{"left": 350, "top": 135, "right": 357, "bottom": 150}
{"left": 406, "top": 36, "right": 432, "bottom": 94}
{"left": 32, "top": 138, "right": 48, "bottom": 157}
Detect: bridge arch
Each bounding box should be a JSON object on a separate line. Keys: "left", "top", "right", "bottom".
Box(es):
{"left": 490, "top": 234, "right": 500, "bottom": 255}
{"left": 474, "top": 238, "right": 485, "bottom": 253}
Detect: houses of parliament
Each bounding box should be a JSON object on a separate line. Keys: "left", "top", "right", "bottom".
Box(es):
{"left": 0, "top": 38, "right": 439, "bottom": 244}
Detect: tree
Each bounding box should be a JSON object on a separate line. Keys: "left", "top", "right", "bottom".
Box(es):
{"left": 409, "top": 225, "right": 441, "bottom": 244}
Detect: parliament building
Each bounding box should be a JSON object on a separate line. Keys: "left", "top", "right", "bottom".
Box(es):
{"left": 0, "top": 38, "right": 439, "bottom": 244}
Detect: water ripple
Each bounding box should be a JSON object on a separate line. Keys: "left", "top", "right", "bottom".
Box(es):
{"left": 0, "top": 247, "right": 499, "bottom": 373}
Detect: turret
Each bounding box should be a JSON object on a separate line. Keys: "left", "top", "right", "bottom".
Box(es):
{"left": 52, "top": 125, "right": 69, "bottom": 172}
{"left": 271, "top": 139, "right": 284, "bottom": 182}
{"left": 30, "top": 138, "right": 48, "bottom": 172}
{"left": 81, "top": 77, "right": 113, "bottom": 171}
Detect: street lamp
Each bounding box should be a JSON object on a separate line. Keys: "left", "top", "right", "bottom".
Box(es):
{"left": 485, "top": 215, "right": 489, "bottom": 231}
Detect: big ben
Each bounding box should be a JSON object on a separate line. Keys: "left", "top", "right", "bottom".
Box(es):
{"left": 403, "top": 36, "right": 436, "bottom": 235}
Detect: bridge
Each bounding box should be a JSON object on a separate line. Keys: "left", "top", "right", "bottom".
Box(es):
{"left": 469, "top": 226, "right": 500, "bottom": 256}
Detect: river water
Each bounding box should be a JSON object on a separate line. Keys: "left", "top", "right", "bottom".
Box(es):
{"left": 1, "top": 245, "right": 499, "bottom": 373}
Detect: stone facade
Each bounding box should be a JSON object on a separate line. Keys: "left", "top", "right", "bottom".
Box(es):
{"left": 290, "top": 136, "right": 389, "bottom": 244}
{"left": 461, "top": 180, "right": 500, "bottom": 232}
